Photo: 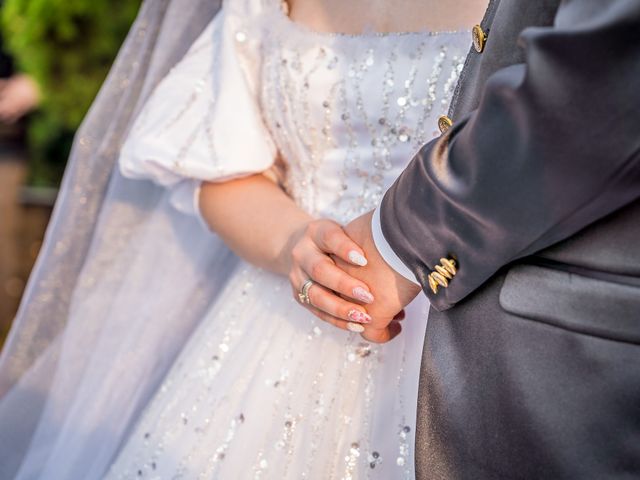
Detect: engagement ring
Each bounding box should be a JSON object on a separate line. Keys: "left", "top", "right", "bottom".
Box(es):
{"left": 298, "top": 279, "right": 314, "bottom": 305}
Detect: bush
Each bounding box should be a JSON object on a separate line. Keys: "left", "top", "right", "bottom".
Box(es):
{"left": 2, "top": 0, "right": 141, "bottom": 186}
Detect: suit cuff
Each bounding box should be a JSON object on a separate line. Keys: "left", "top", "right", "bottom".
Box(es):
{"left": 371, "top": 206, "right": 420, "bottom": 285}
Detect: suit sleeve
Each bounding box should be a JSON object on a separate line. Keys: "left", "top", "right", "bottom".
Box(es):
{"left": 380, "top": 0, "right": 640, "bottom": 311}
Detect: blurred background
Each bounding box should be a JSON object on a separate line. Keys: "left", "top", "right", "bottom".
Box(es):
{"left": 0, "top": 0, "right": 141, "bottom": 347}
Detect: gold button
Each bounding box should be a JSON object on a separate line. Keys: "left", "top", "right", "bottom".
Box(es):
{"left": 428, "top": 258, "right": 457, "bottom": 294}
{"left": 437, "top": 115, "right": 453, "bottom": 134}
{"left": 472, "top": 25, "right": 487, "bottom": 53}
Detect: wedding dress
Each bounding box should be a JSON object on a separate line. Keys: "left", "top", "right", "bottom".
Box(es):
{"left": 98, "top": 0, "right": 469, "bottom": 478}
{"left": 100, "top": 1, "right": 469, "bottom": 478}
{"left": 0, "top": 0, "right": 468, "bottom": 474}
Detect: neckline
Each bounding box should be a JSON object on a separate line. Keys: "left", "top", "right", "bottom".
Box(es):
{"left": 275, "top": 2, "right": 471, "bottom": 40}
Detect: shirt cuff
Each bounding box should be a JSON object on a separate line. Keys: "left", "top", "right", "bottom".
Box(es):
{"left": 371, "top": 206, "right": 419, "bottom": 285}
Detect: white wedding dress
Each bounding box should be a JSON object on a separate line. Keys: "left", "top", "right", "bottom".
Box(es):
{"left": 106, "top": 1, "right": 469, "bottom": 478}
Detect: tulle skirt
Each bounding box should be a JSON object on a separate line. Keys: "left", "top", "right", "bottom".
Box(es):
{"left": 105, "top": 262, "right": 429, "bottom": 479}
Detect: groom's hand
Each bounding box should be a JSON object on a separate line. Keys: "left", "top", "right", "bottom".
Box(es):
{"left": 335, "top": 211, "right": 421, "bottom": 343}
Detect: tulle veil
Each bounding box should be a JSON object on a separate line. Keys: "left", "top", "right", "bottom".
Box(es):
{"left": 0, "top": 1, "right": 243, "bottom": 477}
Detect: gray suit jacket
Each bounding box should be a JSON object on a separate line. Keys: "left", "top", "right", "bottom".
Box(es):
{"left": 380, "top": 0, "right": 640, "bottom": 478}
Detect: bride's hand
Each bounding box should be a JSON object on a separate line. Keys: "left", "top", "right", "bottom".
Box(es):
{"left": 286, "top": 219, "right": 375, "bottom": 331}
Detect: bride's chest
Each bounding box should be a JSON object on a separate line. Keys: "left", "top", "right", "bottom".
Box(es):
{"left": 251, "top": 14, "right": 471, "bottom": 218}
{"left": 258, "top": 25, "right": 471, "bottom": 165}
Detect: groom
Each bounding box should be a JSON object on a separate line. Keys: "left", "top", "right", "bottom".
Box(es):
{"left": 339, "top": 0, "right": 640, "bottom": 478}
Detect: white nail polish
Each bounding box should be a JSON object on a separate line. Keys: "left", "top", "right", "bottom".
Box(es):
{"left": 352, "top": 287, "right": 374, "bottom": 304}
{"left": 347, "top": 322, "right": 365, "bottom": 333}
{"left": 348, "top": 250, "right": 368, "bottom": 266}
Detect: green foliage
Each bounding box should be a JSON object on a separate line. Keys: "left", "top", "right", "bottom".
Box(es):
{"left": 2, "top": 0, "right": 141, "bottom": 186}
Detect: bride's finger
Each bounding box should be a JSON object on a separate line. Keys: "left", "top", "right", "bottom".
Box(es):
{"left": 290, "top": 285, "right": 353, "bottom": 331}
{"left": 304, "top": 280, "right": 372, "bottom": 324}
{"left": 306, "top": 305, "right": 350, "bottom": 331}
{"left": 290, "top": 268, "right": 372, "bottom": 324}
{"left": 303, "top": 255, "right": 374, "bottom": 304}
{"left": 306, "top": 305, "right": 370, "bottom": 334}
{"left": 313, "top": 222, "right": 368, "bottom": 267}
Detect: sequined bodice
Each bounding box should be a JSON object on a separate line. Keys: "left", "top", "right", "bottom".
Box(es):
{"left": 259, "top": 8, "right": 470, "bottom": 223}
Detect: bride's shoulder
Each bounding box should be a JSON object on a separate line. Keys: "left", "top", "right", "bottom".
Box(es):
{"left": 118, "top": 0, "right": 277, "bottom": 192}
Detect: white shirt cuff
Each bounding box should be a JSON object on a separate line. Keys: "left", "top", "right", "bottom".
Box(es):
{"left": 371, "top": 206, "right": 419, "bottom": 285}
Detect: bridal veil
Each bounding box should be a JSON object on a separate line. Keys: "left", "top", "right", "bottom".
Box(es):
{"left": 0, "top": 0, "right": 274, "bottom": 477}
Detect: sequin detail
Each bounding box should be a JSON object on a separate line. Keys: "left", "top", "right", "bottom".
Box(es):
{"left": 260, "top": 10, "right": 469, "bottom": 224}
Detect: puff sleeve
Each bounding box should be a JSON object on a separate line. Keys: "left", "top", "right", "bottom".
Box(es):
{"left": 118, "top": 0, "right": 276, "bottom": 218}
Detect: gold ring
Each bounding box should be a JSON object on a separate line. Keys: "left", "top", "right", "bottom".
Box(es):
{"left": 298, "top": 279, "right": 314, "bottom": 305}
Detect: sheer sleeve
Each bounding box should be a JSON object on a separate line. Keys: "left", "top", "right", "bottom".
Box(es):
{"left": 118, "top": 0, "right": 276, "bottom": 218}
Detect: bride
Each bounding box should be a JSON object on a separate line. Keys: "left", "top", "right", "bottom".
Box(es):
{"left": 0, "top": 0, "right": 487, "bottom": 478}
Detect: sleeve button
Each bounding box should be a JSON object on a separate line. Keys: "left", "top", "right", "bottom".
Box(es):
{"left": 428, "top": 258, "right": 457, "bottom": 294}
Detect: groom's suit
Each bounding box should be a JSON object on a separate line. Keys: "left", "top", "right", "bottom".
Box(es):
{"left": 380, "top": 0, "right": 640, "bottom": 477}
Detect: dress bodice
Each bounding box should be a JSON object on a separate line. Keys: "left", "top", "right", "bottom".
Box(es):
{"left": 255, "top": 5, "right": 470, "bottom": 222}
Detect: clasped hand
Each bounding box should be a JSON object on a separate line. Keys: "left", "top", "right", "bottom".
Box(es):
{"left": 286, "top": 211, "right": 421, "bottom": 343}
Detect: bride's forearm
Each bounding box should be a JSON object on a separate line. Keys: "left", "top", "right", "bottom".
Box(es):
{"left": 198, "top": 174, "right": 312, "bottom": 275}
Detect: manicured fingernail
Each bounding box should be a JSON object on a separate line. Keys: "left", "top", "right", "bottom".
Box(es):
{"left": 348, "top": 309, "right": 372, "bottom": 324}
{"left": 348, "top": 250, "right": 368, "bottom": 266}
{"left": 352, "top": 287, "right": 374, "bottom": 304}
{"left": 347, "top": 322, "right": 365, "bottom": 333}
